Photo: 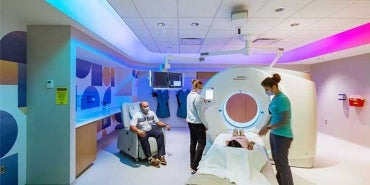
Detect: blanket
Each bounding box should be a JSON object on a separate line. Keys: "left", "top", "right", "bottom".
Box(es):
{"left": 196, "top": 133, "right": 271, "bottom": 185}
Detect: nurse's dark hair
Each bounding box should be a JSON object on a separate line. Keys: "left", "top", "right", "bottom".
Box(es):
{"left": 191, "top": 79, "right": 203, "bottom": 89}
{"left": 261, "top": 73, "right": 281, "bottom": 87}
{"left": 227, "top": 140, "right": 242, "bottom": 148}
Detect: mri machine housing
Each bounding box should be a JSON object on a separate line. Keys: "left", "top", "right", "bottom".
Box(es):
{"left": 202, "top": 67, "right": 317, "bottom": 168}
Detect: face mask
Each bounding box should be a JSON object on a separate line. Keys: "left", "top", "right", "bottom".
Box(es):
{"left": 265, "top": 90, "right": 274, "bottom": 96}
{"left": 142, "top": 107, "right": 150, "bottom": 114}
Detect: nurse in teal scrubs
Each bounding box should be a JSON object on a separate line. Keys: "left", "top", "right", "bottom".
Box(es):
{"left": 259, "top": 73, "right": 294, "bottom": 185}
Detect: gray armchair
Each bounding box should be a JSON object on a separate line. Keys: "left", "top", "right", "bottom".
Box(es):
{"left": 116, "top": 102, "right": 166, "bottom": 161}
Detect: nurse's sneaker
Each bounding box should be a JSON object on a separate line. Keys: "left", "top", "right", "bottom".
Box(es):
{"left": 190, "top": 167, "right": 197, "bottom": 175}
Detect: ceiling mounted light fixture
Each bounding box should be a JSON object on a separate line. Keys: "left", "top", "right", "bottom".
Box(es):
{"left": 290, "top": 23, "right": 299, "bottom": 27}
{"left": 191, "top": 22, "right": 199, "bottom": 26}
{"left": 157, "top": 23, "right": 165, "bottom": 26}
{"left": 274, "top": 7, "right": 285, "bottom": 12}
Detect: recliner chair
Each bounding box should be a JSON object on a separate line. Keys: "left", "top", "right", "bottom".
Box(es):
{"left": 117, "top": 102, "right": 166, "bottom": 161}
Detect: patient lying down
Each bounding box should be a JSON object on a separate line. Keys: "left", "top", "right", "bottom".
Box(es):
{"left": 226, "top": 130, "right": 256, "bottom": 150}
{"left": 195, "top": 131, "right": 272, "bottom": 185}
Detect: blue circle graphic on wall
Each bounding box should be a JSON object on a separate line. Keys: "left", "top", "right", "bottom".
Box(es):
{"left": 0, "top": 110, "right": 18, "bottom": 158}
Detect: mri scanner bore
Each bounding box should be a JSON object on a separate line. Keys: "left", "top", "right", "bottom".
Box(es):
{"left": 202, "top": 67, "right": 317, "bottom": 168}
{"left": 224, "top": 92, "right": 259, "bottom": 129}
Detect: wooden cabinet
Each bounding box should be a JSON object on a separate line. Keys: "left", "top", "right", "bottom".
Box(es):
{"left": 75, "top": 120, "right": 99, "bottom": 177}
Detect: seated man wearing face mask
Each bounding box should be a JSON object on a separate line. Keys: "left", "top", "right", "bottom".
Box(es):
{"left": 130, "top": 101, "right": 171, "bottom": 167}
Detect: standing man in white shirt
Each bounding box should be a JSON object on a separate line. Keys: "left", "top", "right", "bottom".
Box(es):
{"left": 186, "top": 79, "right": 209, "bottom": 174}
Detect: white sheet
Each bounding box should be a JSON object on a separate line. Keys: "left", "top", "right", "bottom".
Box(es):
{"left": 197, "top": 133, "right": 272, "bottom": 185}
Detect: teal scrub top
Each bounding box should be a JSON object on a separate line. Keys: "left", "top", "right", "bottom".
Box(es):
{"left": 269, "top": 92, "right": 293, "bottom": 138}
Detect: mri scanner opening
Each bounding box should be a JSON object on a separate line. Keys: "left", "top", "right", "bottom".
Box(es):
{"left": 223, "top": 92, "right": 260, "bottom": 129}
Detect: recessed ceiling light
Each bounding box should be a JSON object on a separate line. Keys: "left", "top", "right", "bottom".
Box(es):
{"left": 274, "top": 7, "right": 285, "bottom": 12}
{"left": 290, "top": 23, "right": 299, "bottom": 27}
{"left": 157, "top": 23, "right": 165, "bottom": 26}
{"left": 191, "top": 23, "right": 199, "bottom": 26}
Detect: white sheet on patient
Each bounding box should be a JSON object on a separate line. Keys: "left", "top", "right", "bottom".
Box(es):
{"left": 197, "top": 133, "right": 271, "bottom": 185}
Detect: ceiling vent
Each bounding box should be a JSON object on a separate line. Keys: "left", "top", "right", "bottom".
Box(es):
{"left": 181, "top": 38, "right": 204, "bottom": 45}
{"left": 252, "top": 38, "right": 280, "bottom": 45}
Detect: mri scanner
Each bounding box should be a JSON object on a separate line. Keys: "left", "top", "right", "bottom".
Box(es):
{"left": 202, "top": 67, "right": 317, "bottom": 168}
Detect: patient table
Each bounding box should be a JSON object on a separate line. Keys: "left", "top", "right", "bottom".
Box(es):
{"left": 187, "top": 132, "right": 278, "bottom": 185}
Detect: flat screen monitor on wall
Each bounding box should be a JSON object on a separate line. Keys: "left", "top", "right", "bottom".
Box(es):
{"left": 151, "top": 71, "right": 168, "bottom": 88}
{"left": 150, "top": 71, "right": 183, "bottom": 89}
{"left": 168, "top": 72, "right": 182, "bottom": 88}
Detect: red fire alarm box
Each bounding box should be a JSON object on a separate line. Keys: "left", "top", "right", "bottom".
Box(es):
{"left": 349, "top": 95, "right": 365, "bottom": 107}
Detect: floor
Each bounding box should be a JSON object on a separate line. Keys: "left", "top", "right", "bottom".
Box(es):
{"left": 74, "top": 128, "right": 370, "bottom": 185}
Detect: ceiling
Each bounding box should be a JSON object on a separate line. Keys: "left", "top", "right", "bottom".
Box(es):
{"left": 1, "top": 0, "right": 370, "bottom": 68}
{"left": 108, "top": 0, "right": 370, "bottom": 54}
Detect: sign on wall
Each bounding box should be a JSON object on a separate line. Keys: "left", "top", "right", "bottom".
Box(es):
{"left": 56, "top": 87, "right": 68, "bottom": 105}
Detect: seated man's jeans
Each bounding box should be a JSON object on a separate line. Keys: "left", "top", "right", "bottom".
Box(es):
{"left": 138, "top": 126, "right": 165, "bottom": 158}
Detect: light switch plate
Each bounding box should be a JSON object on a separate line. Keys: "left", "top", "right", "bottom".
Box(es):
{"left": 46, "top": 80, "right": 54, "bottom": 89}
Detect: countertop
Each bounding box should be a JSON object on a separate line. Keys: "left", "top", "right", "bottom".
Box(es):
{"left": 76, "top": 106, "right": 121, "bottom": 128}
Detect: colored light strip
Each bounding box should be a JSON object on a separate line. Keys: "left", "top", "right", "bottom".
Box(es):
{"left": 45, "top": 1, "right": 370, "bottom": 67}
{"left": 280, "top": 22, "right": 370, "bottom": 63}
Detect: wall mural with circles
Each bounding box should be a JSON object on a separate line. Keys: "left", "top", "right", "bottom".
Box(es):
{"left": 0, "top": 31, "right": 28, "bottom": 185}
{"left": 76, "top": 58, "right": 132, "bottom": 138}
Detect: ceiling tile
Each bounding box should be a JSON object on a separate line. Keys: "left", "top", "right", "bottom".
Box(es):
{"left": 308, "top": 19, "right": 365, "bottom": 31}
{"left": 180, "top": 45, "right": 201, "bottom": 53}
{"left": 157, "top": 42, "right": 179, "bottom": 53}
{"left": 328, "top": 1, "right": 370, "bottom": 18}
{"left": 178, "top": 0, "right": 223, "bottom": 17}
{"left": 143, "top": 18, "right": 178, "bottom": 30}
{"left": 262, "top": 29, "right": 296, "bottom": 41}
{"left": 292, "top": 0, "right": 356, "bottom": 19}
{"left": 241, "top": 17, "right": 284, "bottom": 34}
{"left": 133, "top": 29, "right": 160, "bottom": 52}
{"left": 107, "top": 0, "right": 140, "bottom": 18}
{"left": 150, "top": 29, "right": 179, "bottom": 42}
{"left": 253, "top": 0, "right": 312, "bottom": 18}
{"left": 200, "top": 45, "right": 221, "bottom": 53}
{"left": 179, "top": 18, "right": 213, "bottom": 30}
{"left": 222, "top": 38, "right": 245, "bottom": 50}
{"left": 211, "top": 18, "right": 234, "bottom": 30}
{"left": 133, "top": 0, "right": 177, "bottom": 17}
{"left": 122, "top": 18, "right": 147, "bottom": 30}
{"left": 206, "top": 30, "right": 236, "bottom": 39}
{"left": 202, "top": 38, "right": 229, "bottom": 47}
{"left": 179, "top": 30, "right": 207, "bottom": 39}
{"left": 274, "top": 18, "right": 321, "bottom": 31}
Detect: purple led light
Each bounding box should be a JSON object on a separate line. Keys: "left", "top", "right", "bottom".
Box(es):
{"left": 280, "top": 22, "right": 370, "bottom": 63}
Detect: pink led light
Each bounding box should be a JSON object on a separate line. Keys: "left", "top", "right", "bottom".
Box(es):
{"left": 279, "top": 22, "right": 370, "bottom": 63}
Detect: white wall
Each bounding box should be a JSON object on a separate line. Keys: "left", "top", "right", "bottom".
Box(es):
{"left": 311, "top": 53, "right": 370, "bottom": 148}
